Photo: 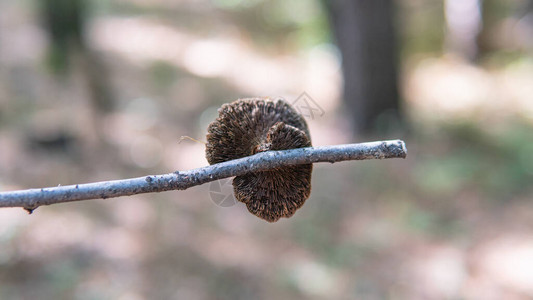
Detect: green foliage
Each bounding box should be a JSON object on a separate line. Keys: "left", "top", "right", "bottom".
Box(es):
{"left": 211, "top": 0, "right": 331, "bottom": 52}
{"left": 415, "top": 120, "right": 533, "bottom": 199}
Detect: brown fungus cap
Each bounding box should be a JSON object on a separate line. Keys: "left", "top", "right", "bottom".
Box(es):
{"left": 206, "top": 97, "right": 312, "bottom": 222}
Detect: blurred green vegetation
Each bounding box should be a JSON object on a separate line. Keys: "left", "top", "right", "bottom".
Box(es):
{"left": 415, "top": 120, "right": 533, "bottom": 199}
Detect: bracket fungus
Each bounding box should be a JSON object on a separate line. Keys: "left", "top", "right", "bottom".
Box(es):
{"left": 206, "top": 97, "right": 312, "bottom": 222}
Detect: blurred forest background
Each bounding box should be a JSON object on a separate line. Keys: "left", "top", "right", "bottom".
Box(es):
{"left": 1, "top": 0, "right": 533, "bottom": 299}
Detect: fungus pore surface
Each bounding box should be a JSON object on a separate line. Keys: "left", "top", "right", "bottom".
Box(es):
{"left": 206, "top": 97, "right": 312, "bottom": 222}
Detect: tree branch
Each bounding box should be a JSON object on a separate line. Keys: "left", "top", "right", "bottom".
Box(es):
{"left": 0, "top": 140, "right": 407, "bottom": 211}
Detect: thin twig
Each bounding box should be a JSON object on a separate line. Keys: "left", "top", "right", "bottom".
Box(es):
{"left": 0, "top": 140, "right": 407, "bottom": 212}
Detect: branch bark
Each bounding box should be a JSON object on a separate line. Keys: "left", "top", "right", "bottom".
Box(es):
{"left": 0, "top": 140, "right": 407, "bottom": 212}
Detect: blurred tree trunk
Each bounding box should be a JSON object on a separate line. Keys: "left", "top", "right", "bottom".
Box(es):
{"left": 39, "top": 0, "right": 117, "bottom": 169}
{"left": 41, "top": 0, "right": 114, "bottom": 114}
{"left": 40, "top": 0, "right": 114, "bottom": 139}
{"left": 325, "top": 0, "right": 401, "bottom": 136}
{"left": 41, "top": 0, "right": 86, "bottom": 73}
